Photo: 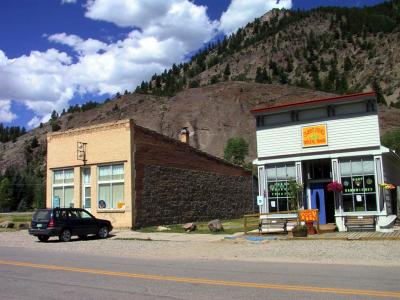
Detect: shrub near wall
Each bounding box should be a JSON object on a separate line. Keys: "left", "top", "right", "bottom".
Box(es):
{"left": 135, "top": 165, "right": 253, "bottom": 228}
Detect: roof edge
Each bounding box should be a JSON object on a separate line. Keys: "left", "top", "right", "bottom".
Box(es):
{"left": 250, "top": 91, "right": 376, "bottom": 114}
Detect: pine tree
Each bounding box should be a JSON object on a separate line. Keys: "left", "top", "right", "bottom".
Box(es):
{"left": 372, "top": 79, "right": 387, "bottom": 105}
{"left": 224, "top": 63, "right": 231, "bottom": 80}
{"left": 0, "top": 178, "right": 13, "bottom": 211}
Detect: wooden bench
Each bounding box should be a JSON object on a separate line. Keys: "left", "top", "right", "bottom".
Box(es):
{"left": 345, "top": 216, "right": 376, "bottom": 232}
{"left": 259, "top": 217, "right": 298, "bottom": 234}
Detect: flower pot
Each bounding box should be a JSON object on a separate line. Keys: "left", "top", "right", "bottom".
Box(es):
{"left": 292, "top": 227, "right": 308, "bottom": 237}
{"left": 305, "top": 221, "right": 316, "bottom": 235}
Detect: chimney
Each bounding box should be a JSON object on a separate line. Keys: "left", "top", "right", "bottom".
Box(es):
{"left": 180, "top": 127, "right": 189, "bottom": 144}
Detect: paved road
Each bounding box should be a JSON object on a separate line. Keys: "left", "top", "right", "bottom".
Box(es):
{"left": 0, "top": 245, "right": 399, "bottom": 300}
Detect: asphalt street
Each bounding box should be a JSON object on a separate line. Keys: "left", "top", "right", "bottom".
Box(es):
{"left": 0, "top": 244, "right": 399, "bottom": 300}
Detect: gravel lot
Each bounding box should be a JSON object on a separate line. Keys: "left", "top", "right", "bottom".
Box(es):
{"left": 1, "top": 230, "right": 400, "bottom": 267}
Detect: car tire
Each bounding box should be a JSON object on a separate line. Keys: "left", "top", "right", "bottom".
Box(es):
{"left": 37, "top": 235, "right": 49, "bottom": 242}
{"left": 59, "top": 229, "right": 72, "bottom": 242}
{"left": 97, "top": 226, "right": 109, "bottom": 239}
{"left": 78, "top": 235, "right": 87, "bottom": 240}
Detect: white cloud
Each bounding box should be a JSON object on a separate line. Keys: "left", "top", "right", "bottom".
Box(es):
{"left": 0, "top": 100, "right": 17, "bottom": 123}
{"left": 0, "top": 0, "right": 218, "bottom": 128}
{"left": 61, "top": 0, "right": 77, "bottom": 4}
{"left": 48, "top": 33, "right": 107, "bottom": 55}
{"left": 0, "top": 0, "right": 292, "bottom": 128}
{"left": 219, "top": 0, "right": 293, "bottom": 34}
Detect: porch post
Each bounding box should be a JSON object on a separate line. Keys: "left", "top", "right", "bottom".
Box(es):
{"left": 258, "top": 165, "right": 266, "bottom": 213}
{"left": 374, "top": 155, "right": 385, "bottom": 213}
{"left": 331, "top": 158, "right": 341, "bottom": 213}
{"left": 295, "top": 162, "right": 303, "bottom": 209}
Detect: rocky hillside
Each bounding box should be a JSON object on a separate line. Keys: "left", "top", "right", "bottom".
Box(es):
{"left": 136, "top": 1, "right": 400, "bottom": 105}
{"left": 0, "top": 82, "right": 337, "bottom": 172}
{"left": 2, "top": 81, "right": 400, "bottom": 175}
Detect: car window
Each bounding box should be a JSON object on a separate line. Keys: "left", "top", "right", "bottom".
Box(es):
{"left": 68, "top": 210, "right": 79, "bottom": 219}
{"left": 33, "top": 210, "right": 50, "bottom": 221}
{"left": 55, "top": 210, "right": 68, "bottom": 220}
{"left": 80, "top": 211, "right": 93, "bottom": 219}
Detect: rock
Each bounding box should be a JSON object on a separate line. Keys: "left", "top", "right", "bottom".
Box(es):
{"left": 0, "top": 221, "right": 15, "bottom": 228}
{"left": 156, "top": 226, "right": 171, "bottom": 232}
{"left": 182, "top": 223, "right": 197, "bottom": 232}
{"left": 18, "top": 223, "right": 30, "bottom": 230}
{"left": 208, "top": 219, "right": 223, "bottom": 232}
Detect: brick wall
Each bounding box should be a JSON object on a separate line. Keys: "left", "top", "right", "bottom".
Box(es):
{"left": 135, "top": 165, "right": 253, "bottom": 228}
{"left": 133, "top": 125, "right": 254, "bottom": 228}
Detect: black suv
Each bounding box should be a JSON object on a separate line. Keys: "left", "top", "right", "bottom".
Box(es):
{"left": 29, "top": 208, "right": 113, "bottom": 242}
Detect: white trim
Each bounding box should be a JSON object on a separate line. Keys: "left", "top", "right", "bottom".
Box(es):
{"left": 254, "top": 148, "right": 384, "bottom": 165}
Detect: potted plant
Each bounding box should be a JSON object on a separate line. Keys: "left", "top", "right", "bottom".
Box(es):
{"left": 327, "top": 181, "right": 344, "bottom": 193}
{"left": 287, "top": 179, "right": 307, "bottom": 237}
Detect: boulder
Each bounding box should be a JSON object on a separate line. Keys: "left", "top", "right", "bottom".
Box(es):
{"left": 156, "top": 226, "right": 171, "bottom": 232}
{"left": 182, "top": 223, "right": 197, "bottom": 232}
{"left": 0, "top": 221, "right": 15, "bottom": 228}
{"left": 18, "top": 223, "right": 30, "bottom": 230}
{"left": 208, "top": 219, "right": 223, "bottom": 232}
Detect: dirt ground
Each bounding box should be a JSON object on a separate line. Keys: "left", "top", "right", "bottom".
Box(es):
{"left": 1, "top": 230, "right": 400, "bottom": 267}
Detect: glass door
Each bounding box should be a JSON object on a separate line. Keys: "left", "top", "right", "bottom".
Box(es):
{"left": 82, "top": 167, "right": 91, "bottom": 211}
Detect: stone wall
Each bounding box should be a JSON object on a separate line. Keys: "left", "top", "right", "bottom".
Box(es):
{"left": 135, "top": 165, "right": 254, "bottom": 228}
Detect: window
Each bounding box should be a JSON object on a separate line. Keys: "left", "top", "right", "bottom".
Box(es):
{"left": 82, "top": 168, "right": 91, "bottom": 209}
{"left": 266, "top": 164, "right": 296, "bottom": 212}
{"left": 98, "top": 164, "right": 124, "bottom": 209}
{"left": 52, "top": 169, "right": 74, "bottom": 208}
{"left": 340, "top": 158, "right": 377, "bottom": 212}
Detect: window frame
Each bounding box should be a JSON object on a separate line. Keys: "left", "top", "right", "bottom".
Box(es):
{"left": 52, "top": 168, "right": 75, "bottom": 208}
{"left": 97, "top": 164, "right": 125, "bottom": 209}
{"left": 340, "top": 157, "right": 377, "bottom": 212}
{"left": 265, "top": 163, "right": 296, "bottom": 213}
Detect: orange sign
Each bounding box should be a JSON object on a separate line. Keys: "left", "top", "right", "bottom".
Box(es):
{"left": 302, "top": 125, "right": 327, "bottom": 147}
{"left": 298, "top": 209, "right": 319, "bottom": 222}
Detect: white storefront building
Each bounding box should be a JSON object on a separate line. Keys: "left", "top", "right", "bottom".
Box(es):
{"left": 252, "top": 92, "right": 400, "bottom": 232}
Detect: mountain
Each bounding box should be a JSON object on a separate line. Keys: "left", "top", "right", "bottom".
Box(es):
{"left": 136, "top": 1, "right": 400, "bottom": 105}
{"left": 1, "top": 1, "right": 400, "bottom": 210}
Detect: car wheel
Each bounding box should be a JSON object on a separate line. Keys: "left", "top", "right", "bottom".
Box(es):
{"left": 97, "top": 226, "right": 109, "bottom": 239}
{"left": 78, "top": 235, "right": 87, "bottom": 240}
{"left": 59, "top": 229, "right": 72, "bottom": 242}
{"left": 37, "top": 235, "right": 49, "bottom": 242}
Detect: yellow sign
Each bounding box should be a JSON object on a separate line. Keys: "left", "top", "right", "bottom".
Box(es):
{"left": 298, "top": 209, "right": 319, "bottom": 222}
{"left": 302, "top": 125, "right": 327, "bottom": 147}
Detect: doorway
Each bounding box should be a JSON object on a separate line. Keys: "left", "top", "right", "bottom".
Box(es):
{"left": 81, "top": 167, "right": 91, "bottom": 211}
{"left": 310, "top": 184, "right": 326, "bottom": 224}
{"left": 305, "top": 159, "right": 335, "bottom": 224}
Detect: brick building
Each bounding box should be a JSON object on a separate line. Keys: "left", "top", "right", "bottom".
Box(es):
{"left": 46, "top": 119, "right": 253, "bottom": 228}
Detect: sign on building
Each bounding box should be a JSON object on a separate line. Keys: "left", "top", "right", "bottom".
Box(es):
{"left": 302, "top": 124, "right": 328, "bottom": 148}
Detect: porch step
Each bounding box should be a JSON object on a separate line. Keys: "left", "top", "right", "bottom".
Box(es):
{"left": 319, "top": 223, "right": 336, "bottom": 233}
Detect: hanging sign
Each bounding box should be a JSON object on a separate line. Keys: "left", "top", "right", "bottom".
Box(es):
{"left": 257, "top": 196, "right": 264, "bottom": 206}
{"left": 302, "top": 124, "right": 328, "bottom": 147}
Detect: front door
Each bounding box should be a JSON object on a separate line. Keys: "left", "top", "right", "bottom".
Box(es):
{"left": 310, "top": 183, "right": 327, "bottom": 224}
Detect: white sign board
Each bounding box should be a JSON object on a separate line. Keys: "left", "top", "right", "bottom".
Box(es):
{"left": 257, "top": 196, "right": 264, "bottom": 206}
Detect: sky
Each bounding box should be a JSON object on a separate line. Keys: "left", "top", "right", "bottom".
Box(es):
{"left": 0, "top": 0, "right": 388, "bottom": 128}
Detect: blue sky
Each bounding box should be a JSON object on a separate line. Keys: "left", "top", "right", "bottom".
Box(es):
{"left": 0, "top": 0, "right": 387, "bottom": 128}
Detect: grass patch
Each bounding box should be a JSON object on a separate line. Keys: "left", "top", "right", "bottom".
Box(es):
{"left": 137, "top": 218, "right": 245, "bottom": 235}
{"left": 0, "top": 213, "right": 33, "bottom": 223}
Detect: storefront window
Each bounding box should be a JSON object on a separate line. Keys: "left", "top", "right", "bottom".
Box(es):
{"left": 52, "top": 169, "right": 74, "bottom": 208}
{"left": 266, "top": 164, "right": 296, "bottom": 212}
{"left": 98, "top": 164, "right": 124, "bottom": 209}
{"left": 340, "top": 158, "right": 377, "bottom": 212}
